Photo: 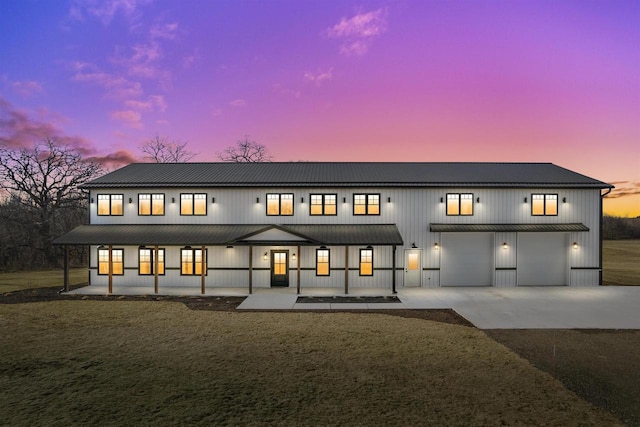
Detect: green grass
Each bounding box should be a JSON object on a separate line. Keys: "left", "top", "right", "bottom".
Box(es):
{"left": 603, "top": 240, "right": 640, "bottom": 285}
{"left": 0, "top": 301, "right": 620, "bottom": 426}
{"left": 0, "top": 268, "right": 87, "bottom": 293}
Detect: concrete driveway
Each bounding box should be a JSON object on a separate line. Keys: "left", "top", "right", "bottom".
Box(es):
{"left": 398, "top": 286, "right": 640, "bottom": 329}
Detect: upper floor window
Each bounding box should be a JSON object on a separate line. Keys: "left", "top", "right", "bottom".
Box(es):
{"left": 267, "top": 193, "right": 293, "bottom": 216}
{"left": 360, "top": 248, "right": 373, "bottom": 276}
{"left": 181, "top": 193, "right": 207, "bottom": 216}
{"left": 353, "top": 194, "right": 380, "bottom": 215}
{"left": 316, "top": 248, "right": 330, "bottom": 276}
{"left": 447, "top": 193, "right": 473, "bottom": 216}
{"left": 98, "top": 248, "right": 124, "bottom": 275}
{"left": 310, "top": 194, "right": 337, "bottom": 216}
{"left": 97, "top": 194, "right": 123, "bottom": 216}
{"left": 139, "top": 194, "right": 165, "bottom": 216}
{"left": 181, "top": 248, "right": 207, "bottom": 275}
{"left": 139, "top": 247, "right": 165, "bottom": 275}
{"left": 532, "top": 194, "right": 558, "bottom": 216}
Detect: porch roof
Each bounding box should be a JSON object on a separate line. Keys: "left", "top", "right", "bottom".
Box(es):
{"left": 53, "top": 224, "right": 404, "bottom": 246}
{"left": 429, "top": 223, "right": 589, "bottom": 232}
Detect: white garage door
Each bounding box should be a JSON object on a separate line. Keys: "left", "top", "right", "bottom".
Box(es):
{"left": 441, "top": 233, "right": 493, "bottom": 286}
{"left": 517, "top": 233, "right": 567, "bottom": 286}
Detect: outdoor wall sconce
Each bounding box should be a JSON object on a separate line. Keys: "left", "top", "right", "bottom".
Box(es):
{"left": 292, "top": 253, "right": 297, "bottom": 260}
{"left": 524, "top": 197, "right": 528, "bottom": 203}
{"left": 411, "top": 242, "right": 417, "bottom": 248}
{"left": 212, "top": 197, "right": 216, "bottom": 203}
{"left": 476, "top": 197, "right": 480, "bottom": 203}
{"left": 226, "top": 245, "right": 233, "bottom": 249}
{"left": 301, "top": 197, "right": 304, "bottom": 203}
{"left": 256, "top": 197, "right": 260, "bottom": 203}
{"left": 502, "top": 242, "right": 508, "bottom": 250}
{"left": 573, "top": 242, "right": 578, "bottom": 249}
{"left": 563, "top": 197, "right": 567, "bottom": 203}
{"left": 172, "top": 197, "right": 175, "bottom": 203}
{"left": 440, "top": 197, "right": 444, "bottom": 203}
{"left": 129, "top": 198, "right": 133, "bottom": 204}
{"left": 366, "top": 245, "right": 373, "bottom": 250}
{"left": 343, "top": 197, "right": 346, "bottom": 203}
{"left": 139, "top": 245, "right": 147, "bottom": 249}
{"left": 263, "top": 252, "right": 268, "bottom": 260}
{"left": 434, "top": 242, "right": 440, "bottom": 250}
{"left": 98, "top": 245, "right": 105, "bottom": 250}
{"left": 90, "top": 198, "right": 94, "bottom": 204}
{"left": 319, "top": 245, "right": 327, "bottom": 249}
{"left": 387, "top": 197, "right": 391, "bottom": 203}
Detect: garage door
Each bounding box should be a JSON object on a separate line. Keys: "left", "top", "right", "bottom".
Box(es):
{"left": 441, "top": 233, "right": 493, "bottom": 286}
{"left": 517, "top": 233, "right": 567, "bottom": 286}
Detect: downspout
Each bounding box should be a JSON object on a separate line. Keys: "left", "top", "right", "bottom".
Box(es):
{"left": 599, "top": 187, "right": 613, "bottom": 286}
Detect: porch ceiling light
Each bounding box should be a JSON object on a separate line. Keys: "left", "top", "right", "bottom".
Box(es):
{"left": 411, "top": 242, "right": 417, "bottom": 248}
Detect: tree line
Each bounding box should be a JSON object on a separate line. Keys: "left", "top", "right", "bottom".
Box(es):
{"left": 0, "top": 136, "right": 271, "bottom": 271}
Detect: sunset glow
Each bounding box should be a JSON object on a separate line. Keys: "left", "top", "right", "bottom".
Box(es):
{"left": 0, "top": 1, "right": 638, "bottom": 216}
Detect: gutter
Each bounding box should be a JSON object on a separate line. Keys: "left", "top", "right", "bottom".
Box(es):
{"left": 599, "top": 187, "right": 613, "bottom": 285}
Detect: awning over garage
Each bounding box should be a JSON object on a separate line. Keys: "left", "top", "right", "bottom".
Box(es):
{"left": 430, "top": 223, "right": 589, "bottom": 232}
{"left": 53, "top": 224, "right": 404, "bottom": 246}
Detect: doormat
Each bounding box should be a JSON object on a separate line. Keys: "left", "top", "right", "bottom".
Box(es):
{"left": 296, "top": 296, "right": 401, "bottom": 304}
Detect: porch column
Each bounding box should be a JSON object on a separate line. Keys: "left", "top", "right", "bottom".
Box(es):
{"left": 297, "top": 245, "right": 301, "bottom": 294}
{"left": 108, "top": 244, "right": 113, "bottom": 294}
{"left": 249, "top": 245, "right": 253, "bottom": 294}
{"left": 344, "top": 245, "right": 349, "bottom": 295}
{"left": 154, "top": 245, "right": 159, "bottom": 294}
{"left": 392, "top": 245, "right": 397, "bottom": 294}
{"left": 201, "top": 245, "right": 206, "bottom": 295}
{"left": 63, "top": 245, "right": 69, "bottom": 292}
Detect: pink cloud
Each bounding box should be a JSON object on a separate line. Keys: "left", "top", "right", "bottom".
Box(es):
{"left": 69, "top": 0, "right": 145, "bottom": 26}
{"left": 229, "top": 99, "right": 247, "bottom": 107}
{"left": 326, "top": 8, "right": 388, "bottom": 56}
{"left": 150, "top": 22, "right": 178, "bottom": 40}
{"left": 72, "top": 61, "right": 143, "bottom": 99}
{"left": 304, "top": 68, "right": 333, "bottom": 85}
{"left": 2, "top": 76, "right": 44, "bottom": 98}
{"left": 111, "top": 110, "right": 143, "bottom": 128}
{"left": 87, "top": 149, "right": 138, "bottom": 169}
{"left": 124, "top": 95, "right": 166, "bottom": 112}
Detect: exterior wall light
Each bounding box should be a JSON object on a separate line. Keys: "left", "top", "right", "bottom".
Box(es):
{"left": 411, "top": 242, "right": 417, "bottom": 248}
{"left": 387, "top": 197, "right": 391, "bottom": 203}
{"left": 502, "top": 242, "right": 508, "bottom": 250}
{"left": 476, "top": 197, "right": 480, "bottom": 203}
{"left": 440, "top": 197, "right": 444, "bottom": 203}
{"left": 90, "top": 198, "right": 94, "bottom": 204}
{"left": 562, "top": 197, "right": 567, "bottom": 203}
{"left": 256, "top": 197, "right": 260, "bottom": 203}
{"left": 343, "top": 197, "right": 346, "bottom": 203}
{"left": 573, "top": 242, "right": 578, "bottom": 249}
{"left": 524, "top": 197, "right": 528, "bottom": 203}
{"left": 263, "top": 252, "right": 268, "bottom": 260}
{"left": 434, "top": 242, "right": 440, "bottom": 250}
{"left": 129, "top": 198, "right": 133, "bottom": 204}
{"left": 292, "top": 253, "right": 297, "bottom": 260}
{"left": 301, "top": 197, "right": 304, "bottom": 203}
{"left": 212, "top": 197, "right": 216, "bottom": 204}
{"left": 226, "top": 245, "right": 233, "bottom": 249}
{"left": 172, "top": 197, "right": 175, "bottom": 203}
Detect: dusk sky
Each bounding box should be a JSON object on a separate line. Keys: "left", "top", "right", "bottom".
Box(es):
{"left": 1, "top": 0, "right": 638, "bottom": 216}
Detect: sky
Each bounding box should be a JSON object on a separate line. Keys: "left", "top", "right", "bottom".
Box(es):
{"left": 0, "top": 0, "right": 638, "bottom": 216}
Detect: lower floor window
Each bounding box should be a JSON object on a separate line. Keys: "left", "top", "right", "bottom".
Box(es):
{"left": 316, "top": 248, "right": 330, "bottom": 276}
{"left": 360, "top": 248, "right": 373, "bottom": 276}
{"left": 181, "top": 248, "right": 207, "bottom": 275}
{"left": 139, "top": 248, "right": 165, "bottom": 275}
{"left": 98, "top": 248, "right": 124, "bottom": 275}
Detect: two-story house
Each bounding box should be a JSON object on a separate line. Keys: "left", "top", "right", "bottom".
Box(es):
{"left": 54, "top": 162, "right": 613, "bottom": 294}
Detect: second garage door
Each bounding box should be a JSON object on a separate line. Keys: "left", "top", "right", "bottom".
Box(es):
{"left": 441, "top": 233, "right": 494, "bottom": 286}
{"left": 517, "top": 233, "right": 568, "bottom": 286}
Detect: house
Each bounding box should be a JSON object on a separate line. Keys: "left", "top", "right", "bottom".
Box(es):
{"left": 54, "top": 162, "right": 613, "bottom": 294}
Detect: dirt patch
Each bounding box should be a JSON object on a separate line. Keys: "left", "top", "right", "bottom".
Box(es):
{"left": 486, "top": 329, "right": 640, "bottom": 427}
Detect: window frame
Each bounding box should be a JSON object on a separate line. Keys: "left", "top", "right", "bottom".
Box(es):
{"left": 352, "top": 193, "right": 380, "bottom": 216}
{"left": 97, "top": 247, "right": 124, "bottom": 275}
{"left": 138, "top": 247, "right": 166, "bottom": 276}
{"left": 309, "top": 194, "right": 337, "bottom": 216}
{"left": 180, "top": 193, "right": 207, "bottom": 216}
{"left": 138, "top": 193, "right": 165, "bottom": 216}
{"left": 531, "top": 193, "right": 558, "bottom": 216}
{"left": 359, "top": 248, "right": 374, "bottom": 276}
{"left": 97, "top": 194, "right": 124, "bottom": 216}
{"left": 180, "top": 248, "right": 208, "bottom": 276}
{"left": 266, "top": 193, "right": 294, "bottom": 216}
{"left": 446, "top": 193, "right": 474, "bottom": 216}
{"left": 316, "top": 248, "right": 330, "bottom": 276}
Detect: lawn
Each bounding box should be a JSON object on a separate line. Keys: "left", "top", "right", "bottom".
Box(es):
{"left": 0, "top": 301, "right": 620, "bottom": 426}
{"left": 0, "top": 268, "right": 87, "bottom": 293}
{"left": 603, "top": 240, "right": 640, "bottom": 285}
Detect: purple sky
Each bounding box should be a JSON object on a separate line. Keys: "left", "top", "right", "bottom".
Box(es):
{"left": 1, "top": 0, "right": 639, "bottom": 215}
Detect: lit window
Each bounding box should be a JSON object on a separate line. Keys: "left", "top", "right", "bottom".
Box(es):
{"left": 266, "top": 193, "right": 294, "bottom": 216}
{"left": 360, "top": 248, "right": 373, "bottom": 276}
{"left": 316, "top": 249, "right": 330, "bottom": 276}
{"left": 310, "top": 194, "right": 337, "bottom": 216}
{"left": 97, "top": 248, "right": 124, "bottom": 275}
{"left": 181, "top": 248, "right": 207, "bottom": 275}
{"left": 97, "top": 194, "right": 123, "bottom": 216}
{"left": 532, "top": 194, "right": 558, "bottom": 216}
{"left": 138, "top": 194, "right": 165, "bottom": 216}
{"left": 139, "top": 248, "right": 165, "bottom": 275}
{"left": 447, "top": 193, "right": 473, "bottom": 216}
{"left": 353, "top": 194, "right": 380, "bottom": 215}
{"left": 181, "top": 193, "right": 207, "bottom": 216}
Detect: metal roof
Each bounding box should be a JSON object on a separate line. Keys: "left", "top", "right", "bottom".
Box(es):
{"left": 430, "top": 223, "right": 590, "bottom": 232}
{"left": 53, "top": 224, "right": 404, "bottom": 246}
{"left": 81, "top": 162, "right": 613, "bottom": 189}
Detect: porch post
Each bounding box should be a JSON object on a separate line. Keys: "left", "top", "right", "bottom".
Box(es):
{"left": 154, "top": 245, "right": 159, "bottom": 294}
{"left": 63, "top": 245, "right": 69, "bottom": 292}
{"left": 297, "top": 245, "right": 301, "bottom": 295}
{"left": 201, "top": 245, "right": 206, "bottom": 295}
{"left": 344, "top": 245, "right": 349, "bottom": 295}
{"left": 108, "top": 244, "right": 113, "bottom": 294}
{"left": 249, "top": 245, "right": 253, "bottom": 294}
{"left": 392, "top": 245, "right": 397, "bottom": 294}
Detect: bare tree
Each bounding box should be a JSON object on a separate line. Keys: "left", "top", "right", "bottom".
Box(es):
{"left": 140, "top": 135, "right": 197, "bottom": 163}
{"left": 217, "top": 136, "right": 273, "bottom": 162}
{"left": 0, "top": 139, "right": 103, "bottom": 267}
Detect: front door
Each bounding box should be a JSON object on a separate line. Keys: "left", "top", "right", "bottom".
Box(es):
{"left": 404, "top": 249, "right": 422, "bottom": 287}
{"left": 270, "top": 250, "right": 289, "bottom": 287}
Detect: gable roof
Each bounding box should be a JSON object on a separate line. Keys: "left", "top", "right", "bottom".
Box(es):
{"left": 82, "top": 162, "right": 613, "bottom": 189}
